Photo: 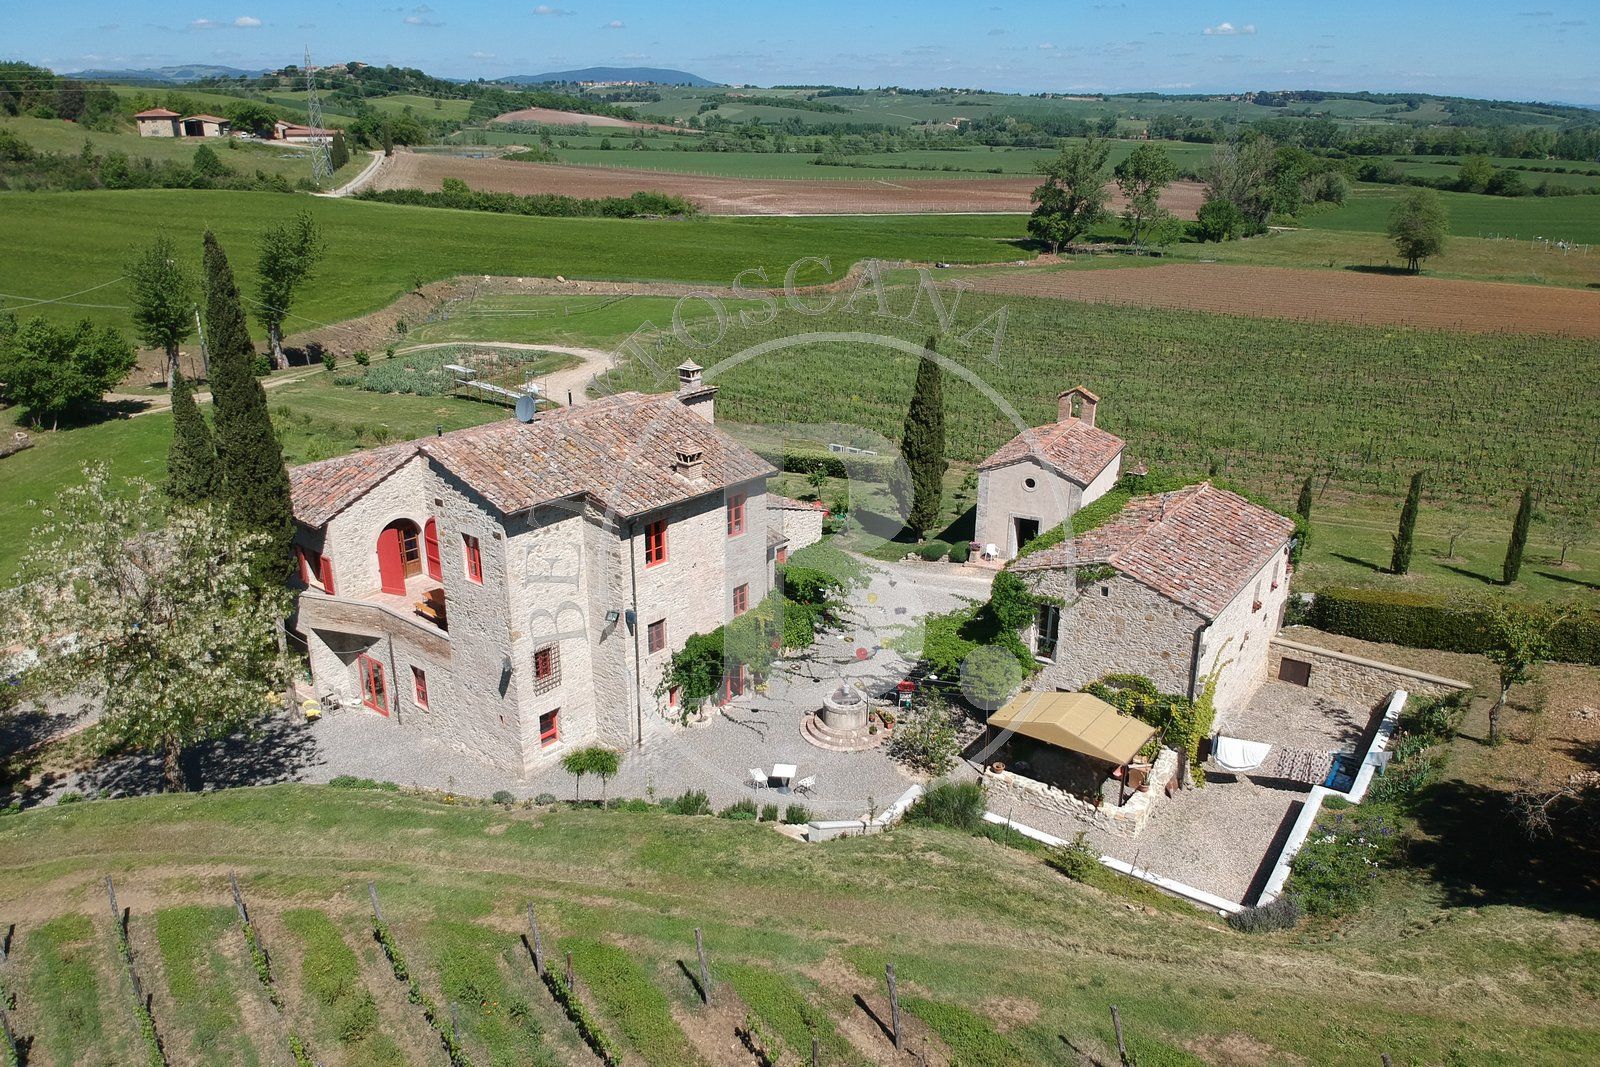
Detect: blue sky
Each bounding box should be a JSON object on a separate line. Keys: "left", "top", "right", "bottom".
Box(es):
{"left": 14, "top": 1, "right": 1600, "bottom": 104}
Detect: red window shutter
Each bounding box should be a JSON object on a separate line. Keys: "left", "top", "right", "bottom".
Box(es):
{"left": 296, "top": 547, "right": 310, "bottom": 585}
{"left": 464, "top": 534, "right": 482, "bottom": 583}
{"left": 377, "top": 526, "right": 405, "bottom": 594}
{"left": 540, "top": 709, "right": 560, "bottom": 747}
{"left": 727, "top": 493, "right": 746, "bottom": 536}
{"left": 320, "top": 556, "right": 336, "bottom": 596}
{"left": 423, "top": 518, "right": 442, "bottom": 580}
{"left": 412, "top": 665, "right": 429, "bottom": 708}
{"left": 645, "top": 520, "right": 667, "bottom": 566}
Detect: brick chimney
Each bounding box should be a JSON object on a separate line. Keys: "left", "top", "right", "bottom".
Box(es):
{"left": 1057, "top": 386, "right": 1099, "bottom": 427}
{"left": 674, "top": 445, "right": 704, "bottom": 480}
{"left": 677, "top": 359, "right": 716, "bottom": 423}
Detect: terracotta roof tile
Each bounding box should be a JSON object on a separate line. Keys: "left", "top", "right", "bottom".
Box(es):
{"left": 290, "top": 393, "right": 774, "bottom": 525}
{"left": 1013, "top": 483, "right": 1294, "bottom": 619}
{"left": 769, "top": 494, "right": 827, "bottom": 512}
{"left": 135, "top": 108, "right": 180, "bottom": 118}
{"left": 289, "top": 442, "right": 418, "bottom": 528}
{"left": 978, "top": 418, "right": 1123, "bottom": 484}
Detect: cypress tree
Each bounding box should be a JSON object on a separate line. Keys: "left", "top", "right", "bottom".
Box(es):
{"left": 203, "top": 230, "right": 294, "bottom": 588}
{"left": 1391, "top": 471, "right": 1423, "bottom": 575}
{"left": 901, "top": 337, "right": 946, "bottom": 539}
{"left": 166, "top": 370, "right": 219, "bottom": 506}
{"left": 1503, "top": 486, "right": 1534, "bottom": 585}
{"left": 1294, "top": 473, "right": 1313, "bottom": 561}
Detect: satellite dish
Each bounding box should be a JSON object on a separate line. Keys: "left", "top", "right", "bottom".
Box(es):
{"left": 514, "top": 394, "right": 536, "bottom": 423}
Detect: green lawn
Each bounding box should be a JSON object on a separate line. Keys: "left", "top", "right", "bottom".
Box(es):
{"left": 151, "top": 906, "right": 263, "bottom": 1066}
{"left": 16, "top": 914, "right": 133, "bottom": 1067}
{"left": 280, "top": 907, "right": 406, "bottom": 1066}
{"left": 1, "top": 782, "right": 1597, "bottom": 1065}
{"left": 0, "top": 189, "right": 1030, "bottom": 334}
{"left": 1304, "top": 183, "right": 1600, "bottom": 244}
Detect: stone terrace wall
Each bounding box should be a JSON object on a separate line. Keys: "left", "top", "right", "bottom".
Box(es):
{"left": 983, "top": 748, "right": 1178, "bottom": 838}
{"left": 1268, "top": 636, "right": 1471, "bottom": 706}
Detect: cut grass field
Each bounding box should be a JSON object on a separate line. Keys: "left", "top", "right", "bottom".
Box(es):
{"left": 279, "top": 907, "right": 406, "bottom": 1066}
{"left": 149, "top": 905, "right": 264, "bottom": 1065}
{"left": 14, "top": 913, "right": 134, "bottom": 1067}
{"left": 1303, "top": 183, "right": 1600, "bottom": 245}
{"left": 0, "top": 189, "right": 1029, "bottom": 333}
{"left": 1, "top": 780, "right": 1597, "bottom": 1065}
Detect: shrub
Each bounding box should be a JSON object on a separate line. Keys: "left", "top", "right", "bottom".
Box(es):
{"left": 353, "top": 351, "right": 371, "bottom": 367}
{"left": 759, "top": 803, "right": 779, "bottom": 822}
{"left": 720, "top": 798, "right": 759, "bottom": 819}
{"left": 534, "top": 792, "right": 558, "bottom": 805}
{"left": 1308, "top": 587, "right": 1600, "bottom": 666}
{"left": 1288, "top": 805, "right": 1402, "bottom": 916}
{"left": 321, "top": 351, "right": 337, "bottom": 371}
{"left": 1226, "top": 894, "right": 1303, "bottom": 933}
{"left": 905, "top": 780, "right": 986, "bottom": 831}
{"left": 252, "top": 353, "right": 273, "bottom": 376}
{"left": 56, "top": 790, "right": 84, "bottom": 805}
{"left": 1402, "top": 691, "right": 1467, "bottom": 741}
{"left": 947, "top": 540, "right": 970, "bottom": 563}
{"left": 664, "top": 789, "right": 711, "bottom": 816}
{"left": 914, "top": 540, "right": 950, "bottom": 562}
{"left": 887, "top": 692, "right": 961, "bottom": 776}
{"left": 1045, "top": 832, "right": 1100, "bottom": 882}
{"left": 491, "top": 789, "right": 516, "bottom": 807}
{"left": 783, "top": 804, "right": 810, "bottom": 825}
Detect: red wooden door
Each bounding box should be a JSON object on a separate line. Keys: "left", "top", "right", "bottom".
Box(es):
{"left": 358, "top": 654, "right": 389, "bottom": 716}
{"left": 423, "top": 518, "right": 442, "bottom": 580}
{"left": 377, "top": 526, "right": 405, "bottom": 594}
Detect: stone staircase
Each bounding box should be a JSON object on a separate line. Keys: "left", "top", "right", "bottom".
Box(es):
{"left": 801, "top": 711, "right": 892, "bottom": 753}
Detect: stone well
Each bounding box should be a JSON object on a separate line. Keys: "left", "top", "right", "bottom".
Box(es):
{"left": 820, "top": 685, "right": 869, "bottom": 731}
{"left": 803, "top": 684, "right": 888, "bottom": 752}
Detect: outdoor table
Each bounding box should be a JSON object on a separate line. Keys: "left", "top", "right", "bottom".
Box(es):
{"left": 770, "top": 763, "right": 797, "bottom": 794}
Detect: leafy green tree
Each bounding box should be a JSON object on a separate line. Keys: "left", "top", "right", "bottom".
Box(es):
{"left": 166, "top": 371, "right": 219, "bottom": 506}
{"left": 256, "top": 211, "right": 326, "bottom": 369}
{"left": 561, "top": 745, "right": 622, "bottom": 802}
{"left": 901, "top": 338, "right": 947, "bottom": 538}
{"left": 1486, "top": 168, "right": 1526, "bottom": 197}
{"left": 1391, "top": 472, "right": 1424, "bottom": 575}
{"left": 1482, "top": 602, "right": 1559, "bottom": 745}
{"left": 192, "top": 143, "right": 229, "bottom": 178}
{"left": 225, "top": 100, "right": 278, "bottom": 137}
{"left": 203, "top": 230, "right": 295, "bottom": 588}
{"left": 0, "top": 317, "right": 135, "bottom": 429}
{"left": 1457, "top": 155, "right": 1493, "bottom": 193}
{"left": 1386, "top": 189, "right": 1449, "bottom": 272}
{"left": 1503, "top": 486, "right": 1534, "bottom": 585}
{"left": 1027, "top": 136, "right": 1111, "bottom": 252}
{"left": 1205, "top": 137, "right": 1278, "bottom": 228}
{"left": 1113, "top": 142, "right": 1178, "bottom": 244}
{"left": 125, "top": 234, "right": 196, "bottom": 388}
{"left": 1194, "top": 197, "right": 1243, "bottom": 242}
{"left": 958, "top": 644, "right": 1023, "bottom": 712}
{"left": 4, "top": 468, "right": 292, "bottom": 791}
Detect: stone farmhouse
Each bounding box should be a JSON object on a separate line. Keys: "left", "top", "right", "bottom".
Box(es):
{"left": 1011, "top": 482, "right": 1296, "bottom": 714}
{"left": 286, "top": 366, "right": 819, "bottom": 776}
{"left": 974, "top": 386, "right": 1123, "bottom": 559}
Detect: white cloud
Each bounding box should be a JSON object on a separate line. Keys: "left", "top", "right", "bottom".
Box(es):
{"left": 1038, "top": 41, "right": 1055, "bottom": 50}
{"left": 1203, "top": 22, "right": 1256, "bottom": 36}
{"left": 470, "top": 51, "right": 496, "bottom": 60}
{"left": 534, "top": 4, "right": 573, "bottom": 14}
{"left": 405, "top": 14, "right": 443, "bottom": 27}
{"left": 603, "top": 19, "right": 625, "bottom": 29}
{"left": 234, "top": 16, "right": 261, "bottom": 28}
{"left": 190, "top": 18, "right": 223, "bottom": 30}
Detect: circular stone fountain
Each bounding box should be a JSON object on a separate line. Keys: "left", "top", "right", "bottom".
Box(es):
{"left": 802, "top": 684, "right": 889, "bottom": 752}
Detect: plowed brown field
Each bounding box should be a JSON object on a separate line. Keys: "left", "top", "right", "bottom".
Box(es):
{"left": 966, "top": 262, "right": 1600, "bottom": 337}
{"left": 372, "top": 152, "right": 1206, "bottom": 217}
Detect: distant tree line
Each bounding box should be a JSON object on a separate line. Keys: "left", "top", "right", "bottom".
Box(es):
{"left": 0, "top": 129, "right": 305, "bottom": 193}
{"left": 355, "top": 179, "right": 698, "bottom": 218}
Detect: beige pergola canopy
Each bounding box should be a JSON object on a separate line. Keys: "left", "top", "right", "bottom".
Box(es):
{"left": 987, "top": 691, "right": 1157, "bottom": 766}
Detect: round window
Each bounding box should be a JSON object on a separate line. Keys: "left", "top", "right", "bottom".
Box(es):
{"left": 1022, "top": 477, "right": 1037, "bottom": 491}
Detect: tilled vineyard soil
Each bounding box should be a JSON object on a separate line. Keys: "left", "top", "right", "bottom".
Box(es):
{"left": 966, "top": 262, "right": 1600, "bottom": 337}
{"left": 371, "top": 152, "right": 1206, "bottom": 217}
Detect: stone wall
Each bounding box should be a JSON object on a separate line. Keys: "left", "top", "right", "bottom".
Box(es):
{"left": 975, "top": 456, "right": 1081, "bottom": 558}
{"left": 1199, "top": 546, "right": 1293, "bottom": 716}
{"left": 982, "top": 748, "right": 1178, "bottom": 838}
{"left": 1268, "top": 636, "right": 1472, "bottom": 706}
{"left": 1026, "top": 570, "right": 1205, "bottom": 697}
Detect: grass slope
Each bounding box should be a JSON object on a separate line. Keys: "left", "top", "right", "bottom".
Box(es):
{"left": 1305, "top": 184, "right": 1600, "bottom": 244}
{"left": 0, "top": 190, "right": 1028, "bottom": 333}
{"left": 0, "top": 784, "right": 1596, "bottom": 1065}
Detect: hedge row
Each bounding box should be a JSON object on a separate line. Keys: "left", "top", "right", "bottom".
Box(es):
{"left": 1308, "top": 587, "right": 1600, "bottom": 665}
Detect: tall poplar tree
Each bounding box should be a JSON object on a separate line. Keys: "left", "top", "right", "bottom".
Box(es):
{"left": 203, "top": 230, "right": 294, "bottom": 588}
{"left": 126, "top": 234, "right": 196, "bottom": 388}
{"left": 166, "top": 370, "right": 219, "bottom": 506}
{"left": 1390, "top": 472, "right": 1423, "bottom": 575}
{"left": 256, "top": 211, "right": 325, "bottom": 369}
{"left": 1503, "top": 486, "right": 1534, "bottom": 585}
{"left": 901, "top": 337, "right": 947, "bottom": 539}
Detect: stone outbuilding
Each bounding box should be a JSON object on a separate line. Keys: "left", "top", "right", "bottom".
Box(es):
{"left": 134, "top": 108, "right": 181, "bottom": 137}
{"left": 974, "top": 386, "right": 1123, "bottom": 559}
{"left": 1011, "top": 482, "right": 1296, "bottom": 715}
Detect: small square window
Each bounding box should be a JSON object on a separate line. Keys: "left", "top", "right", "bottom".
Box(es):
{"left": 463, "top": 533, "right": 483, "bottom": 584}
{"left": 539, "top": 709, "right": 559, "bottom": 748}
{"left": 733, "top": 583, "right": 749, "bottom": 615}
{"left": 647, "top": 618, "right": 667, "bottom": 654}
{"left": 532, "top": 645, "right": 560, "bottom": 694}
{"left": 411, "top": 665, "right": 429, "bottom": 709}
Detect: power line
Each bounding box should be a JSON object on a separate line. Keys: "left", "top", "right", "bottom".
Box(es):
{"left": 0, "top": 276, "right": 128, "bottom": 310}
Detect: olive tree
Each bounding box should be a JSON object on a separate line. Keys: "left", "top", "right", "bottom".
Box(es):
{"left": 5, "top": 466, "right": 293, "bottom": 791}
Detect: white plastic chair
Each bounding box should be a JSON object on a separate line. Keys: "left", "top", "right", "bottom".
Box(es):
{"left": 983, "top": 543, "right": 999, "bottom": 561}
{"left": 748, "top": 768, "right": 768, "bottom": 790}
{"left": 794, "top": 775, "right": 817, "bottom": 796}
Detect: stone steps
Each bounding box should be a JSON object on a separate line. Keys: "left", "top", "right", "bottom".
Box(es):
{"left": 801, "top": 713, "right": 890, "bottom": 753}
